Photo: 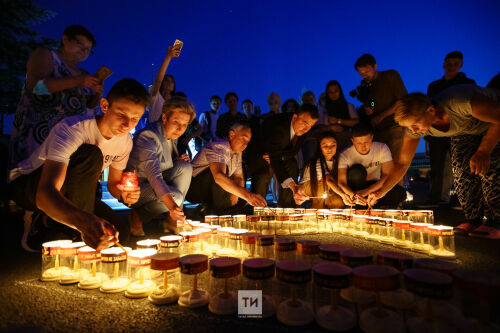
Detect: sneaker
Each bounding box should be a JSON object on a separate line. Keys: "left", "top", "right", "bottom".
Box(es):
{"left": 469, "top": 225, "right": 500, "bottom": 239}
{"left": 454, "top": 223, "right": 477, "bottom": 236}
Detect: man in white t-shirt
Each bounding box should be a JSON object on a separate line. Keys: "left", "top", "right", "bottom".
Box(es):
{"left": 9, "top": 78, "right": 149, "bottom": 251}
{"left": 338, "top": 124, "right": 406, "bottom": 208}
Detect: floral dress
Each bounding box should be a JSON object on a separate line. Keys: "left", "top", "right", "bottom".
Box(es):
{"left": 9, "top": 49, "right": 96, "bottom": 168}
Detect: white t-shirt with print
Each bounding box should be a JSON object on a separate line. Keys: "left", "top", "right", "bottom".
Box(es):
{"left": 10, "top": 115, "right": 132, "bottom": 181}
{"left": 338, "top": 142, "right": 392, "bottom": 181}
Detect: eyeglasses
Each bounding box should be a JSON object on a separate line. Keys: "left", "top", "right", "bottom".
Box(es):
{"left": 71, "top": 37, "right": 94, "bottom": 55}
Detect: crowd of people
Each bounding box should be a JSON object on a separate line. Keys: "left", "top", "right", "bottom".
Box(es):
{"left": 7, "top": 25, "right": 500, "bottom": 252}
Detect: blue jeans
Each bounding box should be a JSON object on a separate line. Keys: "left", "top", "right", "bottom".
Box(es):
{"left": 132, "top": 160, "right": 192, "bottom": 224}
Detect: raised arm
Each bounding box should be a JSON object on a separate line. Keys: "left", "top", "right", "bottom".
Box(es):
{"left": 151, "top": 45, "right": 180, "bottom": 97}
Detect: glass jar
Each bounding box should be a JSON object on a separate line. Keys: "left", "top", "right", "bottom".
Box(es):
{"left": 125, "top": 248, "right": 158, "bottom": 298}
{"left": 383, "top": 209, "right": 402, "bottom": 220}
{"left": 354, "top": 265, "right": 405, "bottom": 333}
{"left": 275, "top": 215, "right": 290, "bottom": 236}
{"left": 256, "top": 235, "right": 274, "bottom": 259}
{"left": 317, "top": 210, "right": 332, "bottom": 233}
{"left": 205, "top": 225, "right": 221, "bottom": 255}
{"left": 229, "top": 228, "right": 249, "bottom": 259}
{"left": 275, "top": 260, "right": 314, "bottom": 326}
{"left": 215, "top": 227, "right": 234, "bottom": 256}
{"left": 303, "top": 213, "right": 318, "bottom": 235}
{"left": 208, "top": 257, "right": 241, "bottom": 315}
{"left": 178, "top": 254, "right": 210, "bottom": 308}
{"left": 428, "top": 225, "right": 456, "bottom": 259}
{"left": 289, "top": 214, "right": 304, "bottom": 235}
{"left": 149, "top": 253, "right": 181, "bottom": 305}
{"left": 180, "top": 231, "right": 200, "bottom": 255}
{"left": 404, "top": 268, "right": 459, "bottom": 333}
{"left": 313, "top": 262, "right": 356, "bottom": 331}
{"left": 241, "top": 232, "right": 259, "bottom": 259}
{"left": 77, "top": 246, "right": 106, "bottom": 290}
{"left": 253, "top": 207, "right": 265, "bottom": 216}
{"left": 175, "top": 219, "right": 187, "bottom": 233}
{"left": 377, "top": 218, "right": 394, "bottom": 244}
{"left": 319, "top": 244, "right": 346, "bottom": 262}
{"left": 352, "top": 215, "right": 369, "bottom": 238}
{"left": 219, "top": 215, "right": 233, "bottom": 228}
{"left": 59, "top": 241, "right": 86, "bottom": 284}
{"left": 343, "top": 213, "right": 355, "bottom": 236}
{"left": 365, "top": 216, "right": 380, "bottom": 241}
{"left": 260, "top": 215, "right": 273, "bottom": 235}
{"left": 159, "top": 235, "right": 184, "bottom": 255}
{"left": 294, "top": 208, "right": 305, "bottom": 215}
{"left": 136, "top": 239, "right": 160, "bottom": 250}
{"left": 194, "top": 228, "right": 211, "bottom": 255}
{"left": 246, "top": 215, "right": 260, "bottom": 232}
{"left": 330, "top": 212, "right": 342, "bottom": 233}
{"left": 410, "top": 223, "right": 432, "bottom": 254}
{"left": 232, "top": 214, "right": 246, "bottom": 229}
{"left": 100, "top": 246, "right": 131, "bottom": 293}
{"left": 40, "top": 240, "right": 72, "bottom": 282}
{"left": 408, "top": 210, "right": 434, "bottom": 224}
{"left": 296, "top": 240, "right": 320, "bottom": 266}
{"left": 339, "top": 249, "right": 375, "bottom": 306}
{"left": 205, "top": 215, "right": 219, "bottom": 225}
{"left": 274, "top": 238, "right": 296, "bottom": 262}
{"left": 392, "top": 220, "right": 412, "bottom": 248}
{"left": 242, "top": 258, "right": 276, "bottom": 318}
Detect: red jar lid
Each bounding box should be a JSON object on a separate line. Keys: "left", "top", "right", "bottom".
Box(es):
{"left": 410, "top": 223, "right": 428, "bottom": 233}
{"left": 297, "top": 240, "right": 320, "bottom": 255}
{"left": 294, "top": 208, "right": 305, "bottom": 214}
{"left": 414, "top": 258, "right": 458, "bottom": 275}
{"left": 160, "top": 235, "right": 182, "bottom": 248}
{"left": 453, "top": 269, "right": 500, "bottom": 300}
{"left": 77, "top": 246, "right": 100, "bottom": 261}
{"left": 276, "top": 215, "right": 288, "bottom": 222}
{"left": 404, "top": 268, "right": 453, "bottom": 299}
{"left": 276, "top": 260, "right": 312, "bottom": 284}
{"left": 204, "top": 215, "right": 219, "bottom": 224}
{"left": 274, "top": 238, "right": 296, "bottom": 252}
{"left": 319, "top": 244, "right": 346, "bottom": 262}
{"left": 209, "top": 257, "right": 241, "bottom": 278}
{"left": 127, "top": 248, "right": 157, "bottom": 267}
{"left": 179, "top": 254, "right": 208, "bottom": 274}
{"left": 256, "top": 235, "right": 274, "bottom": 246}
{"left": 427, "top": 225, "right": 453, "bottom": 237}
{"left": 219, "top": 215, "right": 233, "bottom": 223}
{"left": 242, "top": 232, "right": 260, "bottom": 244}
{"left": 59, "top": 242, "right": 86, "bottom": 256}
{"left": 353, "top": 265, "right": 400, "bottom": 291}
{"left": 100, "top": 246, "right": 131, "bottom": 262}
{"left": 242, "top": 258, "right": 275, "bottom": 280}
{"left": 261, "top": 215, "right": 273, "bottom": 222}
{"left": 246, "top": 215, "right": 260, "bottom": 222}
{"left": 376, "top": 251, "right": 413, "bottom": 271}
{"left": 289, "top": 214, "right": 303, "bottom": 222}
{"left": 150, "top": 253, "right": 179, "bottom": 271}
{"left": 392, "top": 220, "right": 410, "bottom": 230}
{"left": 41, "top": 240, "right": 72, "bottom": 256}
{"left": 180, "top": 232, "right": 199, "bottom": 243}
{"left": 313, "top": 262, "right": 352, "bottom": 289}
{"left": 340, "top": 249, "right": 373, "bottom": 268}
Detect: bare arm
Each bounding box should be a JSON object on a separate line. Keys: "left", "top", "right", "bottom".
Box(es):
{"left": 356, "top": 160, "right": 393, "bottom": 196}
{"left": 107, "top": 166, "right": 140, "bottom": 205}
{"left": 151, "top": 45, "right": 180, "bottom": 97}
{"left": 337, "top": 168, "right": 353, "bottom": 197}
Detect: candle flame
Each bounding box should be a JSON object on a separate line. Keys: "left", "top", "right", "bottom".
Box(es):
{"left": 322, "top": 193, "right": 327, "bottom": 199}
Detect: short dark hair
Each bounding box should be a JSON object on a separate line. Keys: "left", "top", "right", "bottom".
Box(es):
{"left": 295, "top": 103, "right": 319, "bottom": 119}
{"left": 282, "top": 98, "right": 299, "bottom": 113}
{"left": 445, "top": 51, "right": 463, "bottom": 61}
{"left": 242, "top": 99, "right": 253, "bottom": 106}
{"left": 351, "top": 123, "right": 374, "bottom": 138}
{"left": 107, "top": 78, "right": 150, "bottom": 107}
{"left": 229, "top": 121, "right": 251, "bottom": 134}
{"left": 224, "top": 92, "right": 238, "bottom": 104}
{"left": 354, "top": 54, "right": 376, "bottom": 69}
{"left": 210, "top": 95, "right": 221, "bottom": 102}
{"left": 62, "top": 25, "right": 96, "bottom": 47}
{"left": 174, "top": 91, "right": 187, "bottom": 98}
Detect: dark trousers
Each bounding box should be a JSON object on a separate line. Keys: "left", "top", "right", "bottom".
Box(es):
{"left": 186, "top": 168, "right": 246, "bottom": 215}
{"left": 9, "top": 144, "right": 129, "bottom": 241}
{"left": 428, "top": 136, "right": 452, "bottom": 203}
{"left": 347, "top": 164, "right": 406, "bottom": 208}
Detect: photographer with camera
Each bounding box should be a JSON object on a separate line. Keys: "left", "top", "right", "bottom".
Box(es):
{"left": 352, "top": 54, "right": 407, "bottom": 160}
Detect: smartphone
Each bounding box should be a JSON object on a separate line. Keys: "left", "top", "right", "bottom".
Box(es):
{"left": 94, "top": 66, "right": 113, "bottom": 81}
{"left": 173, "top": 39, "right": 184, "bottom": 53}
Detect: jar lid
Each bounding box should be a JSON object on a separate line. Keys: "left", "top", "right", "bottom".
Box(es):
{"left": 376, "top": 251, "right": 413, "bottom": 271}
{"left": 294, "top": 208, "right": 305, "bottom": 214}
{"left": 204, "top": 215, "right": 219, "bottom": 224}
{"left": 127, "top": 248, "right": 157, "bottom": 267}
{"left": 413, "top": 258, "right": 458, "bottom": 275}
{"left": 288, "top": 214, "right": 303, "bottom": 222}
{"left": 42, "top": 240, "right": 72, "bottom": 255}
{"left": 319, "top": 244, "right": 346, "bottom": 261}
{"left": 256, "top": 235, "right": 274, "bottom": 246}
{"left": 242, "top": 232, "right": 260, "bottom": 244}
{"left": 276, "top": 260, "right": 312, "bottom": 284}
{"left": 404, "top": 268, "right": 453, "bottom": 299}
{"left": 179, "top": 254, "right": 208, "bottom": 274}
{"left": 297, "top": 240, "right": 320, "bottom": 255}
{"left": 452, "top": 269, "right": 500, "bottom": 300}
{"left": 260, "top": 215, "right": 273, "bottom": 222}
{"left": 77, "top": 246, "right": 100, "bottom": 261}
{"left": 353, "top": 265, "right": 400, "bottom": 291}
{"left": 180, "top": 231, "right": 199, "bottom": 242}
{"left": 195, "top": 228, "right": 211, "bottom": 239}
{"left": 427, "top": 225, "right": 453, "bottom": 236}
{"left": 313, "top": 262, "right": 352, "bottom": 289}
{"left": 209, "top": 257, "right": 241, "bottom": 278}
{"left": 59, "top": 241, "right": 86, "bottom": 256}
{"left": 206, "top": 225, "right": 220, "bottom": 234}
{"left": 276, "top": 215, "right": 288, "bottom": 221}
{"left": 274, "top": 238, "right": 296, "bottom": 252}
{"left": 253, "top": 207, "right": 265, "bottom": 213}
{"left": 160, "top": 235, "right": 182, "bottom": 248}
{"left": 101, "top": 246, "right": 131, "bottom": 262}
{"left": 317, "top": 212, "right": 331, "bottom": 220}
{"left": 150, "top": 253, "right": 179, "bottom": 271}
{"left": 283, "top": 208, "right": 296, "bottom": 215}
{"left": 340, "top": 249, "right": 373, "bottom": 268}
{"left": 392, "top": 220, "right": 410, "bottom": 229}
{"left": 232, "top": 214, "right": 246, "bottom": 222}
{"left": 219, "top": 215, "right": 232, "bottom": 223}
{"left": 242, "top": 258, "right": 275, "bottom": 279}
{"left": 246, "top": 215, "right": 260, "bottom": 222}
{"left": 218, "top": 227, "right": 235, "bottom": 238}
{"left": 410, "top": 223, "right": 428, "bottom": 233}
{"left": 136, "top": 239, "right": 161, "bottom": 249}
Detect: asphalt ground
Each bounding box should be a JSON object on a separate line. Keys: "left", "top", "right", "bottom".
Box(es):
{"left": 1, "top": 181, "right": 499, "bottom": 332}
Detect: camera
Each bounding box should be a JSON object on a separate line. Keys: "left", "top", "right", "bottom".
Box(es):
{"left": 349, "top": 79, "right": 375, "bottom": 108}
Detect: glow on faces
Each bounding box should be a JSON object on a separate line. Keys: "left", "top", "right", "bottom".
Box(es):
{"left": 320, "top": 137, "right": 337, "bottom": 161}
{"left": 100, "top": 98, "right": 145, "bottom": 138}
{"left": 292, "top": 113, "right": 317, "bottom": 136}
{"left": 352, "top": 134, "right": 373, "bottom": 155}
{"left": 356, "top": 64, "right": 377, "bottom": 81}
{"left": 229, "top": 127, "right": 252, "bottom": 153}
{"left": 397, "top": 107, "right": 435, "bottom": 135}
{"left": 163, "top": 110, "right": 191, "bottom": 140}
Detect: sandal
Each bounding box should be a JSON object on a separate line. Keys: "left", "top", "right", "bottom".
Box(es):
{"left": 469, "top": 225, "right": 500, "bottom": 239}
{"left": 454, "top": 223, "right": 476, "bottom": 235}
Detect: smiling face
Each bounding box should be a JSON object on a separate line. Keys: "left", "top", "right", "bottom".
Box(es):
{"left": 292, "top": 112, "right": 317, "bottom": 136}
{"left": 320, "top": 137, "right": 337, "bottom": 161}
{"left": 99, "top": 98, "right": 145, "bottom": 138}
{"left": 356, "top": 64, "right": 377, "bottom": 81}
{"left": 229, "top": 127, "right": 252, "bottom": 153}
{"left": 351, "top": 134, "right": 374, "bottom": 155}
{"left": 162, "top": 109, "right": 191, "bottom": 140}
{"left": 61, "top": 34, "right": 93, "bottom": 63}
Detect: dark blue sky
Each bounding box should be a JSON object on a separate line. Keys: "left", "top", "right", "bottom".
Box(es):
{"left": 27, "top": 0, "right": 500, "bottom": 152}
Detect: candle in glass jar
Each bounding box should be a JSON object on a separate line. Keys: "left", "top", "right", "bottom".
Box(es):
{"left": 100, "top": 246, "right": 131, "bottom": 293}
{"left": 77, "top": 246, "right": 107, "bottom": 289}
{"left": 125, "top": 248, "right": 158, "bottom": 298}
{"left": 136, "top": 239, "right": 161, "bottom": 250}
{"left": 40, "top": 240, "right": 72, "bottom": 282}
{"left": 59, "top": 242, "right": 86, "bottom": 284}
{"left": 148, "top": 253, "right": 181, "bottom": 305}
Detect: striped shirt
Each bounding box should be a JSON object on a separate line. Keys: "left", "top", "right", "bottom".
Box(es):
{"left": 191, "top": 140, "right": 243, "bottom": 178}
